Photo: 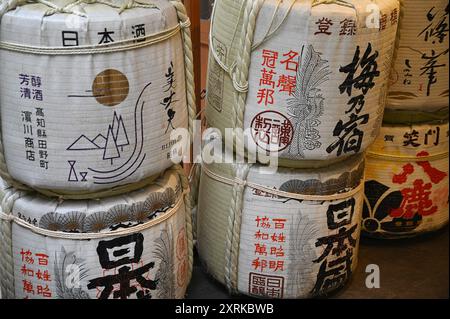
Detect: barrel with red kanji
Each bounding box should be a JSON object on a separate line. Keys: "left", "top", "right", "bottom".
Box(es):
{"left": 0, "top": 0, "right": 191, "bottom": 194}
{"left": 362, "top": 121, "right": 449, "bottom": 238}
{"left": 196, "top": 139, "right": 365, "bottom": 298}
{"left": 0, "top": 167, "right": 193, "bottom": 299}
{"left": 205, "top": 0, "right": 399, "bottom": 167}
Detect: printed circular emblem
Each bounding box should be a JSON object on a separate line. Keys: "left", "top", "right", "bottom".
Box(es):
{"left": 92, "top": 69, "right": 130, "bottom": 107}
{"left": 250, "top": 110, "right": 294, "bottom": 152}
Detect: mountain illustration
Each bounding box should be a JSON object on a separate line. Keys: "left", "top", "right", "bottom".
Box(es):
{"left": 67, "top": 111, "right": 130, "bottom": 165}
{"left": 67, "top": 134, "right": 104, "bottom": 151}
{"left": 92, "top": 134, "right": 107, "bottom": 149}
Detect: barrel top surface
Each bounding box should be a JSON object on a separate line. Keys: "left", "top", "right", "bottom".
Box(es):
{"left": 1, "top": 0, "right": 178, "bottom": 46}
{"left": 0, "top": 167, "right": 184, "bottom": 232}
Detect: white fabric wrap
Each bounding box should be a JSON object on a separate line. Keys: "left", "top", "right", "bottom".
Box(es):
{"left": 387, "top": 0, "right": 449, "bottom": 111}
{"left": 197, "top": 151, "right": 365, "bottom": 298}
{"left": 0, "top": 168, "right": 192, "bottom": 299}
{"left": 206, "top": 0, "right": 399, "bottom": 164}
{"left": 0, "top": 0, "right": 188, "bottom": 192}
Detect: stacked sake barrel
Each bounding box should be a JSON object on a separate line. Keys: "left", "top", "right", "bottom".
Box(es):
{"left": 199, "top": 0, "right": 399, "bottom": 298}
{"left": 0, "top": 0, "right": 194, "bottom": 299}
{"left": 362, "top": 0, "right": 449, "bottom": 239}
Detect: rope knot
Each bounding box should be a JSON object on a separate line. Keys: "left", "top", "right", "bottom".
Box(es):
{"left": 119, "top": 0, "right": 135, "bottom": 13}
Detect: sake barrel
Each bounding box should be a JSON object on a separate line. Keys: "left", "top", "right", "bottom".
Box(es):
{"left": 197, "top": 145, "right": 365, "bottom": 298}
{"left": 387, "top": 0, "right": 449, "bottom": 112}
{"left": 0, "top": 166, "right": 193, "bottom": 299}
{"left": 363, "top": 122, "right": 449, "bottom": 239}
{"left": 205, "top": 0, "right": 399, "bottom": 168}
{"left": 0, "top": 0, "right": 194, "bottom": 195}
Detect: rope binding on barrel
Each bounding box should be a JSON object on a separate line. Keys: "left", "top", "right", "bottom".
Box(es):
{"left": 0, "top": 0, "right": 197, "bottom": 199}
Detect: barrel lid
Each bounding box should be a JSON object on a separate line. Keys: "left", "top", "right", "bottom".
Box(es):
{"left": 0, "top": 0, "right": 177, "bottom": 47}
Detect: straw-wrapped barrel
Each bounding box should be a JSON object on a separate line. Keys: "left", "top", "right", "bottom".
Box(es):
{"left": 206, "top": 0, "right": 399, "bottom": 167}
{"left": 387, "top": 0, "right": 449, "bottom": 112}
{"left": 197, "top": 141, "right": 365, "bottom": 298}
{"left": 0, "top": 166, "right": 193, "bottom": 299}
{"left": 363, "top": 122, "right": 449, "bottom": 238}
{"left": 0, "top": 0, "right": 195, "bottom": 196}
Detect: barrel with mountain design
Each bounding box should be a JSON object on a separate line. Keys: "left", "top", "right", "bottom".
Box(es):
{"left": 206, "top": 0, "right": 399, "bottom": 168}
{"left": 0, "top": 167, "right": 193, "bottom": 299}
{"left": 363, "top": 122, "right": 449, "bottom": 238}
{"left": 0, "top": 0, "right": 189, "bottom": 194}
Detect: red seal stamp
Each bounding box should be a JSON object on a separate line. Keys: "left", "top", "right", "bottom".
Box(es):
{"left": 250, "top": 111, "right": 294, "bottom": 152}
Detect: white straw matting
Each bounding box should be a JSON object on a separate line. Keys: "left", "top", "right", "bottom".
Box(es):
{"left": 387, "top": 0, "right": 449, "bottom": 111}
{"left": 363, "top": 122, "right": 449, "bottom": 239}
{"left": 0, "top": 165, "right": 194, "bottom": 299}
{"left": 197, "top": 142, "right": 365, "bottom": 298}
{"left": 0, "top": 0, "right": 196, "bottom": 196}
{"left": 206, "top": 0, "right": 399, "bottom": 167}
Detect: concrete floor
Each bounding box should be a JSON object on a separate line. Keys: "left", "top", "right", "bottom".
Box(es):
{"left": 186, "top": 227, "right": 449, "bottom": 299}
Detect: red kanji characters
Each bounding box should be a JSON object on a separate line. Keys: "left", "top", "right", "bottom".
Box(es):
{"left": 280, "top": 51, "right": 299, "bottom": 72}
{"left": 256, "top": 88, "right": 275, "bottom": 106}
{"left": 37, "top": 284, "right": 52, "bottom": 298}
{"left": 21, "top": 264, "right": 34, "bottom": 277}
{"left": 262, "top": 50, "right": 279, "bottom": 68}
{"left": 22, "top": 280, "right": 34, "bottom": 295}
{"left": 36, "top": 269, "right": 51, "bottom": 282}
{"left": 270, "top": 246, "right": 285, "bottom": 258}
{"left": 277, "top": 75, "right": 296, "bottom": 95}
{"left": 255, "top": 243, "right": 268, "bottom": 256}
{"left": 391, "top": 179, "right": 438, "bottom": 219}
{"left": 392, "top": 163, "right": 415, "bottom": 185}
{"left": 252, "top": 257, "right": 268, "bottom": 272}
{"left": 271, "top": 232, "right": 286, "bottom": 243}
{"left": 255, "top": 216, "right": 271, "bottom": 229}
{"left": 255, "top": 230, "right": 270, "bottom": 240}
{"left": 272, "top": 218, "right": 287, "bottom": 229}
{"left": 35, "top": 253, "right": 49, "bottom": 266}
{"left": 260, "top": 68, "right": 277, "bottom": 88}
{"left": 20, "top": 249, "right": 34, "bottom": 265}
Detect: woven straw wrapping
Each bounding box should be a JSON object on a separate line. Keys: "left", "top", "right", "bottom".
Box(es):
{"left": 0, "top": 165, "right": 194, "bottom": 299}
{"left": 197, "top": 146, "right": 365, "bottom": 298}
{"left": 206, "top": 0, "right": 399, "bottom": 168}
{"left": 0, "top": 0, "right": 196, "bottom": 197}
{"left": 387, "top": 0, "right": 449, "bottom": 112}
{"left": 188, "top": 163, "right": 201, "bottom": 242}
{"left": 363, "top": 122, "right": 449, "bottom": 239}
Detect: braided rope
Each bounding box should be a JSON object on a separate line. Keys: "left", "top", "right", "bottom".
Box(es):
{"left": 0, "top": 24, "right": 182, "bottom": 55}
{"left": 232, "top": 0, "right": 264, "bottom": 158}
{"left": 170, "top": 0, "right": 196, "bottom": 140}
{"left": 169, "top": 165, "right": 194, "bottom": 288}
{"left": 366, "top": 151, "right": 449, "bottom": 162}
{"left": 0, "top": 0, "right": 157, "bottom": 17}
{"left": 0, "top": 187, "right": 26, "bottom": 299}
{"left": 202, "top": 164, "right": 365, "bottom": 201}
{"left": 224, "top": 163, "right": 250, "bottom": 294}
